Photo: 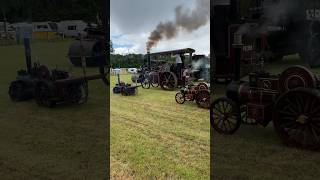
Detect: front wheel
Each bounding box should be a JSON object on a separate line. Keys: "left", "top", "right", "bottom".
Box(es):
{"left": 141, "top": 80, "right": 150, "bottom": 89}
{"left": 175, "top": 92, "right": 185, "bottom": 104}
{"left": 9, "top": 81, "right": 25, "bottom": 102}
{"left": 211, "top": 97, "right": 241, "bottom": 134}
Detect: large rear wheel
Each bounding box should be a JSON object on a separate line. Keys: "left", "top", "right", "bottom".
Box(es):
{"left": 274, "top": 88, "right": 320, "bottom": 150}
{"left": 160, "top": 72, "right": 178, "bottom": 91}
{"left": 195, "top": 90, "right": 210, "bottom": 109}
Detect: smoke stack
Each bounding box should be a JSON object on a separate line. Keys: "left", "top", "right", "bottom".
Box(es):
{"left": 23, "top": 38, "right": 32, "bottom": 74}
{"left": 232, "top": 33, "right": 243, "bottom": 81}
{"left": 147, "top": 51, "right": 151, "bottom": 70}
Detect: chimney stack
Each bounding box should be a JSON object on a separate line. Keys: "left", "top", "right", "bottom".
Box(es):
{"left": 147, "top": 51, "right": 151, "bottom": 70}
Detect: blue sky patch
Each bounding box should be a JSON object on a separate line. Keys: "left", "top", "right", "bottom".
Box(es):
{"left": 111, "top": 34, "right": 124, "bottom": 39}
{"left": 113, "top": 44, "right": 134, "bottom": 49}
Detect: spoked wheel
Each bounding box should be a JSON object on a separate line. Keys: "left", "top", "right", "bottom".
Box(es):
{"left": 9, "top": 81, "right": 26, "bottom": 102}
{"left": 160, "top": 72, "right": 178, "bottom": 91}
{"left": 141, "top": 77, "right": 151, "bottom": 89}
{"left": 240, "top": 105, "right": 257, "bottom": 125}
{"left": 175, "top": 92, "right": 185, "bottom": 104}
{"left": 274, "top": 88, "right": 320, "bottom": 150}
{"left": 211, "top": 97, "right": 241, "bottom": 134}
{"left": 195, "top": 90, "right": 210, "bottom": 109}
{"left": 35, "top": 82, "right": 55, "bottom": 108}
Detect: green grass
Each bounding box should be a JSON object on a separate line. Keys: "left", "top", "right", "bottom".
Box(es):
{"left": 212, "top": 56, "right": 320, "bottom": 180}
{"left": 0, "top": 41, "right": 108, "bottom": 179}
{"left": 110, "top": 75, "right": 210, "bottom": 179}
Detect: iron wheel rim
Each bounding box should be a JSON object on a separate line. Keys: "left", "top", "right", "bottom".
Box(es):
{"left": 274, "top": 88, "right": 320, "bottom": 150}
{"left": 175, "top": 92, "right": 185, "bottom": 104}
{"left": 211, "top": 97, "right": 241, "bottom": 134}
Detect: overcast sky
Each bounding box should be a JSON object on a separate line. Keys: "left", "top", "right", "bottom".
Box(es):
{"left": 110, "top": 0, "right": 210, "bottom": 56}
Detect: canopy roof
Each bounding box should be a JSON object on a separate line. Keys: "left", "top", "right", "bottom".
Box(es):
{"left": 149, "top": 48, "right": 195, "bottom": 56}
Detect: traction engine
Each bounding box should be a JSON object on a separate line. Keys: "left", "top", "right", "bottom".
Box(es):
{"left": 212, "top": 33, "right": 320, "bottom": 150}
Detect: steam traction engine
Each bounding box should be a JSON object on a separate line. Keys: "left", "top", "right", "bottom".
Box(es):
{"left": 9, "top": 36, "right": 108, "bottom": 107}
{"left": 147, "top": 48, "right": 196, "bottom": 91}
{"left": 212, "top": 34, "right": 320, "bottom": 150}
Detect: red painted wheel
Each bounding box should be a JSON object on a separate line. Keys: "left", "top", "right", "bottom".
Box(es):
{"left": 195, "top": 90, "right": 210, "bottom": 109}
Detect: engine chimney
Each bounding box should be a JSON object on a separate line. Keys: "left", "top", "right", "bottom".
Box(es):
{"left": 232, "top": 33, "right": 243, "bottom": 81}
{"left": 23, "top": 38, "right": 32, "bottom": 74}
{"left": 147, "top": 51, "right": 151, "bottom": 70}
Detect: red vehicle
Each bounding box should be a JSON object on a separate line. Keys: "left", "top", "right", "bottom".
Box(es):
{"left": 175, "top": 82, "right": 210, "bottom": 109}
{"left": 212, "top": 33, "right": 320, "bottom": 150}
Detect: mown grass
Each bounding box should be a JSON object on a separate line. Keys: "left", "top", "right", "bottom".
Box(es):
{"left": 110, "top": 75, "right": 210, "bottom": 179}
{"left": 0, "top": 41, "right": 108, "bottom": 179}
{"left": 212, "top": 55, "right": 320, "bottom": 180}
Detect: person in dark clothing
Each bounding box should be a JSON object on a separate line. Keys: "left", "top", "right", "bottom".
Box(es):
{"left": 174, "top": 53, "right": 183, "bottom": 79}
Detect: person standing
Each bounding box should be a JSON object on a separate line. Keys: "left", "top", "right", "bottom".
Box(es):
{"left": 175, "top": 53, "right": 183, "bottom": 78}
{"left": 183, "top": 65, "right": 192, "bottom": 85}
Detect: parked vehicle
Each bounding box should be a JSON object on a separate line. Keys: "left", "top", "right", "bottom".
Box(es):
{"left": 127, "top": 68, "right": 138, "bottom": 74}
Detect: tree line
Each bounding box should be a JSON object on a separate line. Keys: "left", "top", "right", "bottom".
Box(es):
{"left": 110, "top": 54, "right": 145, "bottom": 68}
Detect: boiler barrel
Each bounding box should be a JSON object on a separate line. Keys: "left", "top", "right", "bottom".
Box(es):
{"left": 226, "top": 81, "right": 250, "bottom": 103}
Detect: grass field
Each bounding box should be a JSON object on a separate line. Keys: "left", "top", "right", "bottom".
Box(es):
{"left": 110, "top": 75, "right": 210, "bottom": 179}
{"left": 0, "top": 41, "right": 108, "bottom": 179}
{"left": 212, "top": 56, "right": 320, "bottom": 180}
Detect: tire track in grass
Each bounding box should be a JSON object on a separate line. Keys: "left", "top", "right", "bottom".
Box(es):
{"left": 111, "top": 98, "right": 209, "bottom": 136}
{"left": 111, "top": 122, "right": 206, "bottom": 179}
{"left": 111, "top": 119, "right": 209, "bottom": 179}
{"left": 111, "top": 113, "right": 209, "bottom": 178}
{"left": 111, "top": 107, "right": 209, "bottom": 143}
